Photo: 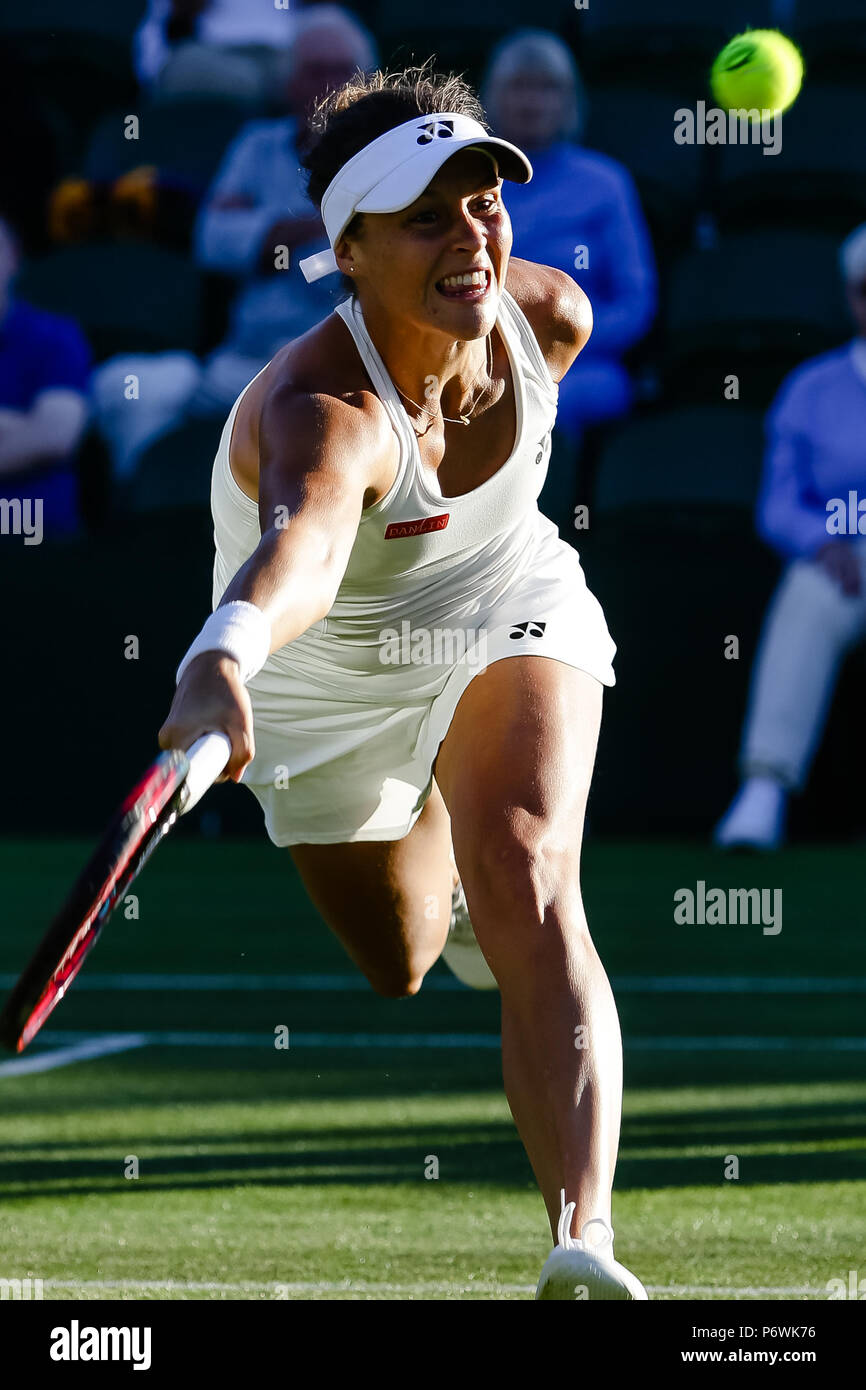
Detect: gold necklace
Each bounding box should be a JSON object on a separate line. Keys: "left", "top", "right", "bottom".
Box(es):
{"left": 395, "top": 334, "right": 494, "bottom": 429}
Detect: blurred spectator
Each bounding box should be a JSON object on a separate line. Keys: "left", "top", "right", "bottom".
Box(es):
{"left": 481, "top": 30, "right": 657, "bottom": 447}
{"left": 194, "top": 5, "right": 376, "bottom": 368}
{"left": 135, "top": 0, "right": 297, "bottom": 104}
{"left": 715, "top": 224, "right": 866, "bottom": 850}
{"left": 94, "top": 5, "right": 376, "bottom": 481}
{"left": 0, "top": 218, "right": 91, "bottom": 539}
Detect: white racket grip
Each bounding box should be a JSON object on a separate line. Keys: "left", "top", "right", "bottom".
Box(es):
{"left": 181, "top": 732, "right": 233, "bottom": 815}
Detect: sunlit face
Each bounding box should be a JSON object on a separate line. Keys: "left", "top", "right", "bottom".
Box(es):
{"left": 338, "top": 149, "right": 512, "bottom": 340}
{"left": 493, "top": 71, "right": 570, "bottom": 150}
{"left": 845, "top": 277, "right": 866, "bottom": 337}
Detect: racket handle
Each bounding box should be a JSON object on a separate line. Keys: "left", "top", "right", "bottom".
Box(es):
{"left": 181, "top": 732, "right": 233, "bottom": 814}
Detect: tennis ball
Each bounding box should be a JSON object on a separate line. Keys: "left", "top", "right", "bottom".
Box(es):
{"left": 710, "top": 29, "right": 804, "bottom": 117}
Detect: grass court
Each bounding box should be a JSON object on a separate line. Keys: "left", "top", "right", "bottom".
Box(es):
{"left": 0, "top": 837, "right": 863, "bottom": 1301}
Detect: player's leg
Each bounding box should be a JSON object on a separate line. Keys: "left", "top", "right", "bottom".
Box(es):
{"left": 433, "top": 656, "right": 621, "bottom": 1242}
{"left": 288, "top": 781, "right": 453, "bottom": 997}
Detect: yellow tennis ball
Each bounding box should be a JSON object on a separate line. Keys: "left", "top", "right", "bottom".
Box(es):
{"left": 711, "top": 29, "right": 804, "bottom": 117}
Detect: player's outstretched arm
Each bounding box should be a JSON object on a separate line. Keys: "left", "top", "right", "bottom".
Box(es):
{"left": 159, "top": 382, "right": 393, "bottom": 782}
{"left": 225, "top": 383, "right": 390, "bottom": 646}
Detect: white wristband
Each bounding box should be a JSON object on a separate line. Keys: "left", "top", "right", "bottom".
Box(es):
{"left": 176, "top": 601, "right": 271, "bottom": 688}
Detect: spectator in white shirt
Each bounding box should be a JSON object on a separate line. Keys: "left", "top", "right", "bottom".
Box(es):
{"left": 95, "top": 6, "right": 377, "bottom": 481}
{"left": 134, "top": 0, "right": 298, "bottom": 104}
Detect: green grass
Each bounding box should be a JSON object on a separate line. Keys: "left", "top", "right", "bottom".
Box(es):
{"left": 0, "top": 837, "right": 864, "bottom": 1300}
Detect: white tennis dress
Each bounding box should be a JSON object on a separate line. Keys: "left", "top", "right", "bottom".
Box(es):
{"left": 210, "top": 287, "right": 616, "bottom": 845}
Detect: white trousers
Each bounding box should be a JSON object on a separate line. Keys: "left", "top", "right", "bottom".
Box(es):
{"left": 740, "top": 540, "right": 866, "bottom": 790}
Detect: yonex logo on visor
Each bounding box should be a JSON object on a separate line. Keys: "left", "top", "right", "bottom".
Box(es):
{"left": 298, "top": 112, "right": 533, "bottom": 283}
{"left": 416, "top": 119, "right": 455, "bottom": 143}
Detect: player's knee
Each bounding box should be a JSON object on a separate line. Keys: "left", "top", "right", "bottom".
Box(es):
{"left": 364, "top": 964, "right": 425, "bottom": 999}
{"left": 468, "top": 819, "right": 574, "bottom": 924}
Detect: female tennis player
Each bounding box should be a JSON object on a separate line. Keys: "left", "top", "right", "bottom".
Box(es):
{"left": 159, "top": 65, "right": 646, "bottom": 1301}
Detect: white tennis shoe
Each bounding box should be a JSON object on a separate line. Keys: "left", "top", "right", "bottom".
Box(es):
{"left": 535, "top": 1196, "right": 648, "bottom": 1300}
{"left": 441, "top": 854, "right": 498, "bottom": 991}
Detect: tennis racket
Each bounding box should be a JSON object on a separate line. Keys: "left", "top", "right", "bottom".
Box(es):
{"left": 0, "top": 731, "right": 231, "bottom": 1054}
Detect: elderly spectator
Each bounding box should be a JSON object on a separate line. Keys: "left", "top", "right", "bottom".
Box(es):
{"left": 193, "top": 5, "right": 377, "bottom": 385}
{"left": 0, "top": 217, "right": 91, "bottom": 538}
{"left": 715, "top": 224, "right": 866, "bottom": 850}
{"left": 134, "top": 0, "right": 297, "bottom": 104}
{"left": 481, "top": 30, "right": 657, "bottom": 449}
{"left": 94, "top": 5, "right": 376, "bottom": 481}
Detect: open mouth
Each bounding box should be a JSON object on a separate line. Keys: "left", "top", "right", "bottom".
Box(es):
{"left": 434, "top": 268, "right": 492, "bottom": 301}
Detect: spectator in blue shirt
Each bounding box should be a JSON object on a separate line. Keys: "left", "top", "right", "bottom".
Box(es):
{"left": 715, "top": 223, "right": 866, "bottom": 849}
{"left": 481, "top": 30, "right": 657, "bottom": 447}
{"left": 0, "top": 217, "right": 91, "bottom": 538}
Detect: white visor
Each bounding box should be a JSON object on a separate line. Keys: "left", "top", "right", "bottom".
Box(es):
{"left": 298, "top": 112, "right": 533, "bottom": 283}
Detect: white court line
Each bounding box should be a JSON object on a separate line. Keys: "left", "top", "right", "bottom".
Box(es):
{"left": 616, "top": 976, "right": 866, "bottom": 995}
{"left": 16, "top": 972, "right": 866, "bottom": 994}
{"left": 35, "top": 1030, "right": 503, "bottom": 1051}
{"left": 37, "top": 1277, "right": 827, "bottom": 1298}
{"left": 2, "top": 973, "right": 866, "bottom": 994}
{"left": 42, "top": 1278, "right": 536, "bottom": 1296}
{"left": 648, "top": 1285, "right": 825, "bottom": 1297}
{"left": 51, "top": 1030, "right": 866, "bottom": 1052}
{"left": 0, "top": 973, "right": 455, "bottom": 993}
{"left": 0, "top": 1031, "right": 862, "bottom": 1081}
{"left": 627, "top": 1036, "right": 866, "bottom": 1052}
{"left": 0, "top": 1033, "right": 149, "bottom": 1077}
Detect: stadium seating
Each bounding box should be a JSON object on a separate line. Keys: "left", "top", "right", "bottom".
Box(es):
{"left": 574, "top": 0, "right": 775, "bottom": 85}
{"left": 793, "top": 0, "right": 866, "bottom": 79}
{"left": 0, "top": 1, "right": 147, "bottom": 42}
{"left": 122, "top": 415, "right": 227, "bottom": 515}
{"left": 17, "top": 243, "right": 205, "bottom": 360}
{"left": 593, "top": 405, "right": 765, "bottom": 514}
{"left": 662, "top": 230, "right": 849, "bottom": 403}
{"left": 372, "top": 0, "right": 564, "bottom": 87}
{"left": 1, "top": 32, "right": 138, "bottom": 172}
{"left": 0, "top": 505, "right": 244, "bottom": 835}
{"left": 583, "top": 84, "right": 703, "bottom": 257}
{"left": 578, "top": 405, "right": 778, "bottom": 831}
{"left": 85, "top": 100, "right": 254, "bottom": 196}
{"left": 713, "top": 84, "right": 866, "bottom": 234}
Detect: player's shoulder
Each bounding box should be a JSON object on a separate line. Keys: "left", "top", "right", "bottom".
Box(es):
{"left": 229, "top": 306, "right": 396, "bottom": 500}
{"left": 252, "top": 308, "right": 393, "bottom": 447}
{"left": 505, "top": 257, "right": 593, "bottom": 380}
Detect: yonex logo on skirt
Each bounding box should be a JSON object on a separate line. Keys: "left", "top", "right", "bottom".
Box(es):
{"left": 384, "top": 514, "right": 450, "bottom": 539}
